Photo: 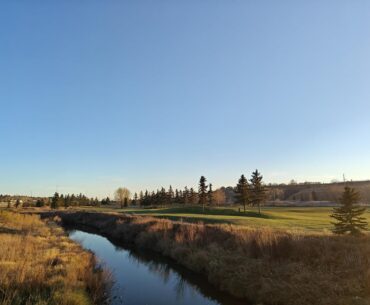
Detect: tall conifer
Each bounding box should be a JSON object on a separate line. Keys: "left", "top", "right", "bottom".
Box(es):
{"left": 198, "top": 176, "right": 208, "bottom": 213}
{"left": 249, "top": 170, "right": 266, "bottom": 215}
{"left": 331, "top": 187, "right": 368, "bottom": 235}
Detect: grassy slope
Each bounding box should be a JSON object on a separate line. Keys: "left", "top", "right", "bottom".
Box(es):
{"left": 0, "top": 211, "right": 110, "bottom": 305}
{"left": 73, "top": 205, "right": 370, "bottom": 232}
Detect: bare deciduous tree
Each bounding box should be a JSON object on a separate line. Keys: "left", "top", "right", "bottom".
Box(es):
{"left": 115, "top": 187, "right": 131, "bottom": 209}
{"left": 213, "top": 188, "right": 226, "bottom": 206}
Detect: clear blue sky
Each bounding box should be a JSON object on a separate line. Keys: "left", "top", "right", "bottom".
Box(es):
{"left": 1, "top": 0, "right": 370, "bottom": 198}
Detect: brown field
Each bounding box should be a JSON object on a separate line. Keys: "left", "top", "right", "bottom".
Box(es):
{"left": 52, "top": 210, "right": 370, "bottom": 305}
{"left": 0, "top": 211, "right": 111, "bottom": 305}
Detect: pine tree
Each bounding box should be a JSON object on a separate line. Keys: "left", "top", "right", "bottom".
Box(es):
{"left": 36, "top": 199, "right": 44, "bottom": 207}
{"left": 160, "top": 187, "right": 166, "bottom": 206}
{"left": 236, "top": 174, "right": 250, "bottom": 213}
{"left": 249, "top": 170, "right": 266, "bottom": 215}
{"left": 70, "top": 194, "right": 76, "bottom": 206}
{"left": 139, "top": 191, "right": 144, "bottom": 207}
{"left": 190, "top": 188, "right": 197, "bottom": 204}
{"left": 331, "top": 187, "right": 368, "bottom": 235}
{"left": 15, "top": 199, "right": 21, "bottom": 208}
{"left": 168, "top": 185, "right": 174, "bottom": 205}
{"left": 51, "top": 192, "right": 59, "bottom": 209}
{"left": 183, "top": 187, "right": 189, "bottom": 204}
{"left": 208, "top": 183, "right": 214, "bottom": 206}
{"left": 198, "top": 176, "right": 208, "bottom": 213}
{"left": 132, "top": 193, "right": 138, "bottom": 206}
{"left": 64, "top": 194, "right": 70, "bottom": 208}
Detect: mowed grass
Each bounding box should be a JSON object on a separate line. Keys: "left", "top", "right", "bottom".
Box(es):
{"left": 72, "top": 205, "right": 370, "bottom": 232}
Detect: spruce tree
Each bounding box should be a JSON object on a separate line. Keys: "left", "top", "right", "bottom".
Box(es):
{"left": 198, "top": 176, "right": 208, "bottom": 213}
{"left": 249, "top": 170, "right": 266, "bottom": 215}
{"left": 36, "top": 199, "right": 44, "bottom": 207}
{"left": 168, "top": 185, "right": 174, "bottom": 205}
{"left": 51, "top": 192, "right": 59, "bottom": 209}
{"left": 236, "top": 174, "right": 250, "bottom": 213}
{"left": 331, "top": 187, "right": 368, "bottom": 235}
{"left": 139, "top": 191, "right": 144, "bottom": 207}
{"left": 64, "top": 194, "right": 70, "bottom": 208}
{"left": 208, "top": 183, "right": 214, "bottom": 206}
{"left": 133, "top": 193, "right": 138, "bottom": 206}
{"left": 160, "top": 187, "right": 166, "bottom": 206}
{"left": 183, "top": 187, "right": 189, "bottom": 204}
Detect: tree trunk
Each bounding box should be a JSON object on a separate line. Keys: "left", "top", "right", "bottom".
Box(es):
{"left": 258, "top": 203, "right": 261, "bottom": 215}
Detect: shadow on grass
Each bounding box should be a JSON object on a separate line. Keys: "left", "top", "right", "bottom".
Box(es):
{"left": 0, "top": 226, "right": 22, "bottom": 235}
{"left": 127, "top": 206, "right": 274, "bottom": 220}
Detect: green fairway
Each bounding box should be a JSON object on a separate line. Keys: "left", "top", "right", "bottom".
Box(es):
{"left": 73, "top": 205, "right": 370, "bottom": 232}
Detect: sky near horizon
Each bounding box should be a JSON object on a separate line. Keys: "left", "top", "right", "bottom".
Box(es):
{"left": 1, "top": 1, "right": 370, "bottom": 198}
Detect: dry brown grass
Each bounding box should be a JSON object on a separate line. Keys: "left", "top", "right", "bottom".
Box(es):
{"left": 57, "top": 211, "right": 370, "bottom": 305}
{"left": 0, "top": 211, "right": 111, "bottom": 305}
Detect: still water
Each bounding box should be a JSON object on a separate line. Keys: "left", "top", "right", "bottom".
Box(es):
{"left": 69, "top": 230, "right": 247, "bottom": 305}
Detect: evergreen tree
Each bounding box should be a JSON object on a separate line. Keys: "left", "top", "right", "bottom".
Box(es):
{"left": 331, "top": 187, "right": 368, "bottom": 235}
{"left": 183, "top": 187, "right": 189, "bottom": 204}
{"left": 198, "top": 176, "right": 208, "bottom": 213}
{"left": 208, "top": 183, "right": 214, "bottom": 205}
{"left": 51, "top": 192, "right": 60, "bottom": 209}
{"left": 132, "top": 193, "right": 138, "bottom": 206}
{"left": 70, "top": 194, "right": 76, "bottom": 206}
{"left": 36, "top": 199, "right": 44, "bottom": 207}
{"left": 160, "top": 187, "right": 166, "bottom": 206}
{"left": 236, "top": 174, "right": 250, "bottom": 213}
{"left": 139, "top": 191, "right": 144, "bottom": 207}
{"left": 189, "top": 188, "right": 197, "bottom": 204}
{"left": 168, "top": 185, "right": 174, "bottom": 205}
{"left": 64, "top": 194, "right": 70, "bottom": 208}
{"left": 15, "top": 199, "right": 21, "bottom": 208}
{"left": 249, "top": 170, "right": 266, "bottom": 215}
{"left": 179, "top": 190, "right": 183, "bottom": 204}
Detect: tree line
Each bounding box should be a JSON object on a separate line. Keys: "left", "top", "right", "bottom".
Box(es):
{"left": 128, "top": 169, "right": 267, "bottom": 214}
{"left": 49, "top": 192, "right": 111, "bottom": 209}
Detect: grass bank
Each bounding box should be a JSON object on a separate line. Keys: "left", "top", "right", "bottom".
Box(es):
{"left": 72, "top": 205, "right": 370, "bottom": 232}
{"left": 0, "top": 211, "right": 111, "bottom": 305}
{"left": 50, "top": 210, "right": 370, "bottom": 305}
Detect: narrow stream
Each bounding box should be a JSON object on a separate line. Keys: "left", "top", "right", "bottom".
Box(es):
{"left": 68, "top": 229, "right": 247, "bottom": 305}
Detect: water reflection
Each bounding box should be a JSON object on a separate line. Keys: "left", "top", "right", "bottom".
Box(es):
{"left": 69, "top": 229, "right": 247, "bottom": 305}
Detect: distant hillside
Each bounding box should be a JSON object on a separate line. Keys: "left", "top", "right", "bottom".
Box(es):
{"left": 221, "top": 180, "right": 370, "bottom": 206}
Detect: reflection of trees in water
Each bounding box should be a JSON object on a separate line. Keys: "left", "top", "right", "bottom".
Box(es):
{"left": 174, "top": 274, "right": 186, "bottom": 301}
{"left": 127, "top": 251, "right": 172, "bottom": 284}
{"left": 70, "top": 228, "right": 247, "bottom": 305}
{"left": 123, "top": 248, "right": 246, "bottom": 305}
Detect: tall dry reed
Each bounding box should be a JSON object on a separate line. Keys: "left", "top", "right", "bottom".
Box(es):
{"left": 0, "top": 211, "right": 112, "bottom": 305}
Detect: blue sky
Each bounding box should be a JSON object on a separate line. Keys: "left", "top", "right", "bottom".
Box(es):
{"left": 1, "top": 0, "right": 370, "bottom": 198}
